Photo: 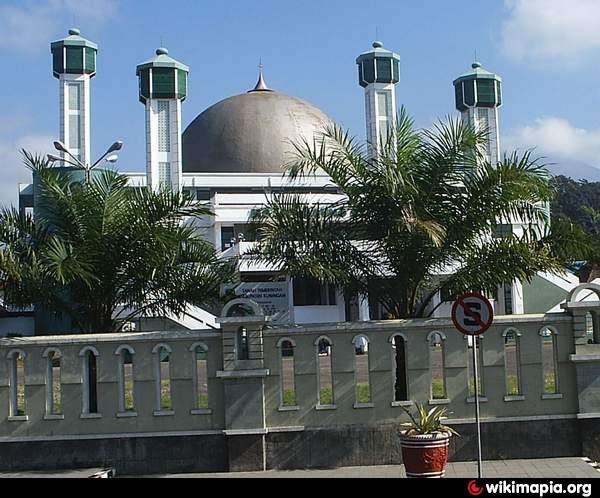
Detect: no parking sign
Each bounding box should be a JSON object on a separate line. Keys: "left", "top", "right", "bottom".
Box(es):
{"left": 451, "top": 291, "right": 493, "bottom": 479}
{"left": 451, "top": 292, "right": 493, "bottom": 336}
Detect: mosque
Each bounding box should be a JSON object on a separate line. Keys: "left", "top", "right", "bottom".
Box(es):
{"left": 6, "top": 29, "right": 587, "bottom": 335}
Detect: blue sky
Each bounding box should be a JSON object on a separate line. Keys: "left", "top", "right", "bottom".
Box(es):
{"left": 2, "top": 0, "right": 600, "bottom": 205}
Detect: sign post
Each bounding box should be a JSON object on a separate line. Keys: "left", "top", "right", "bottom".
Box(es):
{"left": 451, "top": 292, "right": 494, "bottom": 479}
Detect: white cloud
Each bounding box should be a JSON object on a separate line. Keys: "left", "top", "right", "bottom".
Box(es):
{"left": 0, "top": 0, "right": 118, "bottom": 54}
{"left": 504, "top": 116, "right": 600, "bottom": 165}
{"left": 0, "top": 133, "right": 52, "bottom": 208}
{"left": 501, "top": 0, "right": 600, "bottom": 67}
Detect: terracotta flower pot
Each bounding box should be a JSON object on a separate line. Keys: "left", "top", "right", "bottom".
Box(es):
{"left": 399, "top": 430, "right": 452, "bottom": 478}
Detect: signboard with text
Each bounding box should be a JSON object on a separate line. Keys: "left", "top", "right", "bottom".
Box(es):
{"left": 222, "top": 282, "right": 290, "bottom": 322}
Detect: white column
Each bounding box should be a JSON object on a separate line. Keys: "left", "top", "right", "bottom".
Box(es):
{"left": 358, "top": 294, "right": 370, "bottom": 321}
{"left": 462, "top": 107, "right": 500, "bottom": 167}
{"left": 145, "top": 97, "right": 181, "bottom": 191}
{"left": 59, "top": 74, "right": 91, "bottom": 166}
{"left": 511, "top": 280, "right": 524, "bottom": 314}
{"left": 364, "top": 82, "right": 397, "bottom": 157}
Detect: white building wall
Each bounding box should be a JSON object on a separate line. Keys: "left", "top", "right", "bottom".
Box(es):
{"left": 293, "top": 305, "right": 343, "bottom": 324}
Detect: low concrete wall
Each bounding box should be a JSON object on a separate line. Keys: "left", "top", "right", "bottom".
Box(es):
{"left": 0, "top": 417, "right": 585, "bottom": 475}
{"left": 0, "top": 311, "right": 598, "bottom": 474}
{"left": 0, "top": 433, "right": 228, "bottom": 475}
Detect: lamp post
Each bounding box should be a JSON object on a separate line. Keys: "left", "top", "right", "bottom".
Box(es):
{"left": 47, "top": 140, "right": 123, "bottom": 183}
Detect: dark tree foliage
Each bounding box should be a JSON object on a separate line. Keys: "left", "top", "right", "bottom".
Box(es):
{"left": 250, "top": 109, "right": 575, "bottom": 318}
{"left": 551, "top": 175, "right": 600, "bottom": 235}
{"left": 0, "top": 152, "right": 235, "bottom": 333}
{"left": 551, "top": 175, "right": 600, "bottom": 280}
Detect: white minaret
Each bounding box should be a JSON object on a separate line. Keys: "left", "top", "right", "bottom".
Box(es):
{"left": 356, "top": 41, "right": 400, "bottom": 157}
{"left": 453, "top": 61, "right": 502, "bottom": 167}
{"left": 454, "top": 62, "right": 523, "bottom": 314}
{"left": 136, "top": 47, "right": 189, "bottom": 191}
{"left": 50, "top": 28, "right": 97, "bottom": 166}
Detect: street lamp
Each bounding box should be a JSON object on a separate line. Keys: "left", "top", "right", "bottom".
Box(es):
{"left": 47, "top": 140, "right": 124, "bottom": 183}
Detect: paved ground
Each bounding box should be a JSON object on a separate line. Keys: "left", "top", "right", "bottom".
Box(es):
{"left": 0, "top": 468, "right": 112, "bottom": 478}
{"left": 148, "top": 457, "right": 600, "bottom": 478}
{"left": 1, "top": 457, "right": 598, "bottom": 478}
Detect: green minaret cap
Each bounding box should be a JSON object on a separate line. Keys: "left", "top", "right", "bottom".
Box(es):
{"left": 50, "top": 28, "right": 98, "bottom": 78}
{"left": 453, "top": 61, "right": 502, "bottom": 111}
{"left": 356, "top": 40, "right": 400, "bottom": 88}
{"left": 136, "top": 47, "right": 189, "bottom": 104}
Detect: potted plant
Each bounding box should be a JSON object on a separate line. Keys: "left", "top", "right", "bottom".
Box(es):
{"left": 399, "top": 403, "right": 459, "bottom": 478}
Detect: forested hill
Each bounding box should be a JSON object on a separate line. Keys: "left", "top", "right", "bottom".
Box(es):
{"left": 551, "top": 175, "right": 600, "bottom": 234}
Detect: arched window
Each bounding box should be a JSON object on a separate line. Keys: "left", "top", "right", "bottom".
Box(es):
{"left": 153, "top": 344, "right": 173, "bottom": 413}
{"left": 115, "top": 345, "right": 135, "bottom": 414}
{"left": 428, "top": 332, "right": 446, "bottom": 400}
{"left": 315, "top": 336, "right": 334, "bottom": 406}
{"left": 466, "top": 336, "right": 484, "bottom": 398}
{"left": 353, "top": 335, "right": 372, "bottom": 405}
{"left": 7, "top": 350, "right": 26, "bottom": 418}
{"left": 503, "top": 329, "right": 522, "bottom": 397}
{"left": 43, "top": 348, "right": 62, "bottom": 417}
{"left": 79, "top": 347, "right": 99, "bottom": 415}
{"left": 192, "top": 343, "right": 209, "bottom": 410}
{"left": 236, "top": 327, "right": 249, "bottom": 360}
{"left": 390, "top": 334, "right": 408, "bottom": 402}
{"left": 278, "top": 338, "right": 297, "bottom": 407}
{"left": 540, "top": 327, "right": 559, "bottom": 395}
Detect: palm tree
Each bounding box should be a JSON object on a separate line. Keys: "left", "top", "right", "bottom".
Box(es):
{"left": 0, "top": 151, "right": 235, "bottom": 333}
{"left": 250, "top": 109, "right": 573, "bottom": 319}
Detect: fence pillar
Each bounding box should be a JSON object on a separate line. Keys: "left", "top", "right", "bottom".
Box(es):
{"left": 216, "top": 298, "right": 271, "bottom": 471}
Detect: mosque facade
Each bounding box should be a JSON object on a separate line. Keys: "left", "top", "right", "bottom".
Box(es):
{"left": 10, "top": 29, "right": 586, "bottom": 334}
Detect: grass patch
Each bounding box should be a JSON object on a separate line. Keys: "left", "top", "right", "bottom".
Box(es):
{"left": 356, "top": 383, "right": 371, "bottom": 403}
{"left": 506, "top": 375, "right": 520, "bottom": 395}
{"left": 431, "top": 378, "right": 446, "bottom": 399}
{"left": 468, "top": 378, "right": 484, "bottom": 397}
{"left": 544, "top": 373, "right": 557, "bottom": 394}
{"left": 282, "top": 389, "right": 297, "bottom": 406}
{"left": 197, "top": 394, "right": 209, "bottom": 409}
{"left": 319, "top": 387, "right": 333, "bottom": 405}
{"left": 160, "top": 379, "right": 172, "bottom": 410}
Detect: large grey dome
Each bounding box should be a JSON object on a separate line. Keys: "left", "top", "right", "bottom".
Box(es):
{"left": 182, "top": 89, "right": 332, "bottom": 173}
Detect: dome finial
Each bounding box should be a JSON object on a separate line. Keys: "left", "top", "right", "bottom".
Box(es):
{"left": 68, "top": 28, "right": 80, "bottom": 36}
{"left": 472, "top": 49, "right": 482, "bottom": 69}
{"left": 249, "top": 58, "right": 273, "bottom": 92}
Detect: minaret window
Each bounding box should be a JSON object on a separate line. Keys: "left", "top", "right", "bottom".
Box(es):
{"left": 376, "top": 91, "right": 391, "bottom": 116}
{"left": 476, "top": 108, "right": 492, "bottom": 160}
{"left": 68, "top": 82, "right": 81, "bottom": 111}
{"left": 67, "top": 82, "right": 83, "bottom": 160}
{"left": 157, "top": 100, "right": 171, "bottom": 152}
{"left": 158, "top": 162, "right": 171, "bottom": 187}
